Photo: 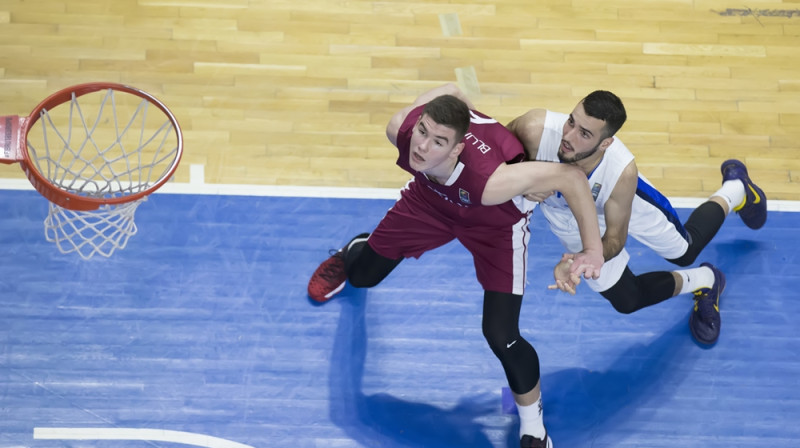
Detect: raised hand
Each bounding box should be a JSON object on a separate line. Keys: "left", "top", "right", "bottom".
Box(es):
{"left": 548, "top": 255, "right": 582, "bottom": 295}
{"left": 523, "top": 190, "right": 554, "bottom": 202}
{"left": 564, "top": 249, "right": 603, "bottom": 280}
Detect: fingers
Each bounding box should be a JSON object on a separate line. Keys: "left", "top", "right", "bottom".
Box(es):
{"left": 567, "top": 259, "right": 601, "bottom": 279}
{"left": 564, "top": 250, "right": 603, "bottom": 280}
{"left": 578, "top": 265, "right": 600, "bottom": 279}
{"left": 523, "top": 191, "right": 554, "bottom": 202}
{"left": 548, "top": 280, "right": 576, "bottom": 295}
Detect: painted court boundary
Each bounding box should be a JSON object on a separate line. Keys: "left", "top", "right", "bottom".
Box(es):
{"left": 33, "top": 428, "right": 254, "bottom": 448}
{"left": 1, "top": 178, "right": 796, "bottom": 212}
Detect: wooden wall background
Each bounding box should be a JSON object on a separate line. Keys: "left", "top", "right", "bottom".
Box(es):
{"left": 1, "top": 0, "right": 798, "bottom": 200}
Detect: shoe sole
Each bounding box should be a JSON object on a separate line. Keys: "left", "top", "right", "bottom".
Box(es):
{"left": 324, "top": 281, "right": 346, "bottom": 299}
{"left": 308, "top": 278, "right": 346, "bottom": 303}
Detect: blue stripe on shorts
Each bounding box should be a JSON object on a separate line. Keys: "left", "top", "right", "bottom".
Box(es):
{"left": 635, "top": 177, "right": 690, "bottom": 241}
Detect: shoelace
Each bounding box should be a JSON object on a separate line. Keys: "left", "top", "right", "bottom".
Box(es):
{"left": 693, "top": 290, "right": 717, "bottom": 324}
{"left": 317, "top": 255, "right": 345, "bottom": 283}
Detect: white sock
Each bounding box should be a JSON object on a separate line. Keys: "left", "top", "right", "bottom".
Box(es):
{"left": 711, "top": 180, "right": 746, "bottom": 215}
{"left": 517, "top": 394, "right": 546, "bottom": 440}
{"left": 676, "top": 266, "right": 716, "bottom": 294}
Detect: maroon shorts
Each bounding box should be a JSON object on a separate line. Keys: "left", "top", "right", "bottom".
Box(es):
{"left": 368, "top": 186, "right": 532, "bottom": 295}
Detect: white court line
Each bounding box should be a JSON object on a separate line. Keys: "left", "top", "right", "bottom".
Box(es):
{"left": 33, "top": 427, "right": 255, "bottom": 448}
{"left": 189, "top": 163, "right": 206, "bottom": 185}
{"left": 0, "top": 177, "right": 402, "bottom": 200}
{"left": 0, "top": 177, "right": 797, "bottom": 211}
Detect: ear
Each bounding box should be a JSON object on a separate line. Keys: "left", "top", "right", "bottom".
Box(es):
{"left": 599, "top": 136, "right": 614, "bottom": 151}
{"left": 450, "top": 142, "right": 466, "bottom": 158}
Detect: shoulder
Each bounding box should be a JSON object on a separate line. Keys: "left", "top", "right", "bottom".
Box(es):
{"left": 609, "top": 159, "right": 639, "bottom": 196}
{"left": 597, "top": 146, "right": 637, "bottom": 186}
{"left": 508, "top": 109, "right": 547, "bottom": 143}
{"left": 601, "top": 137, "right": 636, "bottom": 165}
{"left": 507, "top": 109, "right": 548, "bottom": 160}
{"left": 462, "top": 112, "right": 526, "bottom": 165}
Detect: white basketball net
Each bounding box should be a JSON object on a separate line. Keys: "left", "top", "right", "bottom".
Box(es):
{"left": 44, "top": 199, "right": 144, "bottom": 259}
{"left": 26, "top": 88, "right": 180, "bottom": 259}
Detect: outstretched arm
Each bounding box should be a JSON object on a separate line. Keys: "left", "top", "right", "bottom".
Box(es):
{"left": 546, "top": 160, "right": 638, "bottom": 293}
{"left": 483, "top": 161, "right": 604, "bottom": 279}
{"left": 386, "top": 83, "right": 475, "bottom": 146}
{"left": 600, "top": 159, "right": 637, "bottom": 261}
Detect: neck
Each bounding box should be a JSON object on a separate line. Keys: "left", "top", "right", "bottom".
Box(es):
{"left": 575, "top": 158, "right": 601, "bottom": 175}
{"left": 572, "top": 150, "right": 605, "bottom": 175}
{"left": 427, "top": 159, "right": 458, "bottom": 185}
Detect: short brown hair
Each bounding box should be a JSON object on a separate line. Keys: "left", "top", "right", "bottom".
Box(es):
{"left": 421, "top": 94, "right": 471, "bottom": 143}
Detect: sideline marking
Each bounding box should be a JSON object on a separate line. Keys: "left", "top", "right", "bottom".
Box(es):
{"left": 33, "top": 427, "right": 255, "bottom": 448}
{"left": 189, "top": 163, "right": 206, "bottom": 185}
{"left": 0, "top": 178, "right": 797, "bottom": 212}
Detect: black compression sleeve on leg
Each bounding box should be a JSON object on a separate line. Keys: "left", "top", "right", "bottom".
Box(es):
{"left": 600, "top": 267, "right": 677, "bottom": 314}
{"left": 668, "top": 201, "right": 726, "bottom": 267}
{"left": 345, "top": 240, "right": 402, "bottom": 288}
{"left": 482, "top": 290, "right": 540, "bottom": 394}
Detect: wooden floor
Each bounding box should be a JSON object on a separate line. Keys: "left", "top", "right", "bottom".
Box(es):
{"left": 1, "top": 0, "right": 799, "bottom": 200}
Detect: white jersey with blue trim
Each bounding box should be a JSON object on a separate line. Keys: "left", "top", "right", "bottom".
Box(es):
{"left": 535, "top": 110, "right": 689, "bottom": 292}
{"left": 536, "top": 111, "right": 633, "bottom": 243}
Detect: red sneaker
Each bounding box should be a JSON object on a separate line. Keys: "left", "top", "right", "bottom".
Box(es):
{"left": 307, "top": 233, "right": 369, "bottom": 303}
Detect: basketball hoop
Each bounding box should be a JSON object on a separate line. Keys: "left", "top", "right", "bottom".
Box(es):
{"left": 0, "top": 83, "right": 183, "bottom": 259}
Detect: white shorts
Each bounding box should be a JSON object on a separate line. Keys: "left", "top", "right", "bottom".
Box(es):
{"left": 546, "top": 188, "right": 689, "bottom": 292}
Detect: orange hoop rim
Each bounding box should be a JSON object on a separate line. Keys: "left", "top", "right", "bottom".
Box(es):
{"left": 19, "top": 82, "right": 183, "bottom": 211}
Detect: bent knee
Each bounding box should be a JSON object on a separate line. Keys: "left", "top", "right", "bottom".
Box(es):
{"left": 610, "top": 300, "right": 639, "bottom": 315}
{"left": 667, "top": 252, "right": 696, "bottom": 267}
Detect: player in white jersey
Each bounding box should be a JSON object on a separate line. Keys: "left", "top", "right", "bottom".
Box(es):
{"left": 507, "top": 90, "right": 767, "bottom": 345}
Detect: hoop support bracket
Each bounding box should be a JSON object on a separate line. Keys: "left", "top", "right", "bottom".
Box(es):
{"left": 0, "top": 115, "right": 24, "bottom": 164}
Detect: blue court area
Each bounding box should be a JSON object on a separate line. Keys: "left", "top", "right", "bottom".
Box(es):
{"left": 1, "top": 188, "right": 798, "bottom": 447}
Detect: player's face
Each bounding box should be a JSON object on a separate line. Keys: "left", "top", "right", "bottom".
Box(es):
{"left": 408, "top": 113, "right": 462, "bottom": 174}
{"left": 558, "top": 103, "right": 612, "bottom": 164}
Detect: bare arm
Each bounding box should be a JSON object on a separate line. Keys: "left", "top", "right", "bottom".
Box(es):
{"left": 386, "top": 83, "right": 475, "bottom": 146}
{"left": 506, "top": 108, "right": 547, "bottom": 161}
{"left": 548, "top": 160, "right": 637, "bottom": 291}
{"left": 601, "top": 159, "right": 638, "bottom": 261}
{"left": 484, "top": 161, "right": 603, "bottom": 256}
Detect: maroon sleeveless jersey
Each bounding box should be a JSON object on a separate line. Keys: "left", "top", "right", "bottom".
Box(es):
{"left": 367, "top": 105, "right": 533, "bottom": 294}
{"left": 394, "top": 105, "right": 527, "bottom": 227}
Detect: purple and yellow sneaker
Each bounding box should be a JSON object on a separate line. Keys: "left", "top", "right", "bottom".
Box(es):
{"left": 689, "top": 262, "right": 726, "bottom": 345}
{"left": 721, "top": 159, "right": 767, "bottom": 229}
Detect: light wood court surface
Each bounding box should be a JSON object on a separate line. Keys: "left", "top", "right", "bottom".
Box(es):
{"left": 0, "top": 0, "right": 798, "bottom": 200}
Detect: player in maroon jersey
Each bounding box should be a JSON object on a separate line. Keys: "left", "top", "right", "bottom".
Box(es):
{"left": 309, "top": 84, "right": 604, "bottom": 448}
